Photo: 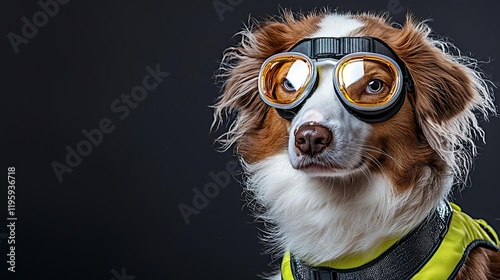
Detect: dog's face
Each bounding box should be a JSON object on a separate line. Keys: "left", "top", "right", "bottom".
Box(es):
{"left": 274, "top": 16, "right": 402, "bottom": 180}
{"left": 215, "top": 12, "right": 492, "bottom": 191}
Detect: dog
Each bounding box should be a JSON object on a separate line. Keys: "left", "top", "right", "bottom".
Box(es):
{"left": 213, "top": 9, "right": 500, "bottom": 280}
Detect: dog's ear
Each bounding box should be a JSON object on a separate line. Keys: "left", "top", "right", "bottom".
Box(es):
{"left": 357, "top": 14, "right": 496, "bottom": 179}
{"left": 391, "top": 18, "right": 484, "bottom": 122}
{"left": 398, "top": 17, "right": 495, "bottom": 180}
{"left": 212, "top": 11, "right": 322, "bottom": 152}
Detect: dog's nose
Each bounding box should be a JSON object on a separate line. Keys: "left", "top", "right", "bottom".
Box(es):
{"left": 294, "top": 124, "right": 332, "bottom": 156}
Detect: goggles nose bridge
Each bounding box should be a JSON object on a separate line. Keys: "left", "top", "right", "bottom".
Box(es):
{"left": 314, "top": 59, "right": 340, "bottom": 68}
{"left": 313, "top": 59, "right": 340, "bottom": 86}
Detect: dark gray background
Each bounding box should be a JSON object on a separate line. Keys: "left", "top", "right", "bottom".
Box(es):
{"left": 2, "top": 0, "right": 499, "bottom": 279}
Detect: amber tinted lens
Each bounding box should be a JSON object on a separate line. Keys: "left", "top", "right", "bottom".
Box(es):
{"left": 259, "top": 54, "right": 313, "bottom": 108}
{"left": 336, "top": 56, "right": 401, "bottom": 108}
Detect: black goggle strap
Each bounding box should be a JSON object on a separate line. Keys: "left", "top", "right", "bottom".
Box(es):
{"left": 289, "top": 37, "right": 395, "bottom": 59}
{"left": 276, "top": 37, "right": 414, "bottom": 122}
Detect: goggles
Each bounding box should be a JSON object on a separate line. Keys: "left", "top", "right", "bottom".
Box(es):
{"left": 258, "top": 37, "right": 414, "bottom": 122}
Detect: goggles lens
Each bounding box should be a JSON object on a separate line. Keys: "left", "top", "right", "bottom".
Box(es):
{"left": 335, "top": 55, "right": 401, "bottom": 110}
{"left": 258, "top": 53, "right": 403, "bottom": 112}
{"left": 258, "top": 53, "right": 314, "bottom": 109}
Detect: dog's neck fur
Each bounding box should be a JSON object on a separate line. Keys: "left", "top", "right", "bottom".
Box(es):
{"left": 245, "top": 153, "right": 452, "bottom": 265}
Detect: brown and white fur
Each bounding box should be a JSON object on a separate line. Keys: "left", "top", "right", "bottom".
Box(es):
{"left": 213, "top": 10, "right": 500, "bottom": 280}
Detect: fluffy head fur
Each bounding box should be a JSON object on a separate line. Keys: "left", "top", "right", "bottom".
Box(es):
{"left": 212, "top": 9, "right": 497, "bottom": 278}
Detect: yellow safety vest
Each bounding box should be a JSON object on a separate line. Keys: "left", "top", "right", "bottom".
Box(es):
{"left": 281, "top": 202, "right": 499, "bottom": 280}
